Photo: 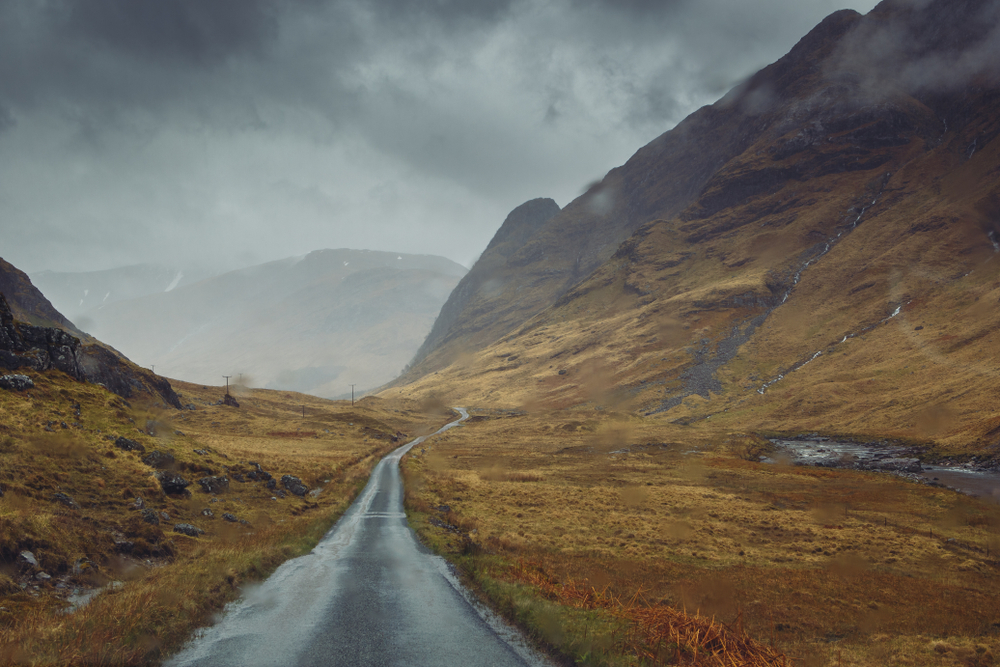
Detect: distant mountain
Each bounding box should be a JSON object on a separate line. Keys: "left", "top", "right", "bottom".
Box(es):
{"left": 31, "top": 263, "right": 217, "bottom": 326}
{"left": 387, "top": 0, "right": 1000, "bottom": 452}
{"left": 83, "top": 249, "right": 466, "bottom": 398}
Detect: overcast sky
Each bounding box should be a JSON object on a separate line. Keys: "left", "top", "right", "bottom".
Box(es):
{"left": 0, "top": 0, "right": 881, "bottom": 275}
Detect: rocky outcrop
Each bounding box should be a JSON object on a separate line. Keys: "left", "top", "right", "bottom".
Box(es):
{"left": 222, "top": 394, "right": 240, "bottom": 408}
{"left": 155, "top": 471, "right": 190, "bottom": 495}
{"left": 197, "top": 476, "right": 229, "bottom": 494}
{"left": 0, "top": 294, "right": 83, "bottom": 379}
{"left": 0, "top": 374, "right": 33, "bottom": 391}
{"left": 281, "top": 475, "right": 308, "bottom": 497}
{"left": 173, "top": 523, "right": 204, "bottom": 537}
{"left": 142, "top": 451, "right": 175, "bottom": 469}
{"left": 114, "top": 437, "right": 146, "bottom": 453}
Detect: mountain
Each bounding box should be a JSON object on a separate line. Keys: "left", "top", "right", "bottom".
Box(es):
{"left": 83, "top": 249, "right": 466, "bottom": 398}
{"left": 386, "top": 0, "right": 1000, "bottom": 452}
{"left": 0, "top": 257, "right": 181, "bottom": 407}
{"left": 31, "top": 263, "right": 217, "bottom": 327}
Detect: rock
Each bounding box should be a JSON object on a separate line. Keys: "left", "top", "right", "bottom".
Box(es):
{"left": 265, "top": 478, "right": 276, "bottom": 490}
{"left": 174, "top": 430, "right": 185, "bottom": 436}
{"left": 18, "top": 551, "right": 38, "bottom": 569}
{"left": 72, "top": 558, "right": 90, "bottom": 575}
{"left": 201, "top": 509, "right": 214, "bottom": 517}
{"left": 160, "top": 511, "right": 169, "bottom": 520}
{"left": 197, "top": 476, "right": 230, "bottom": 494}
{"left": 222, "top": 394, "right": 240, "bottom": 408}
{"left": 247, "top": 462, "right": 273, "bottom": 482}
{"left": 115, "top": 541, "right": 135, "bottom": 554}
{"left": 193, "top": 449, "right": 208, "bottom": 455}
{"left": 281, "top": 475, "right": 308, "bottom": 497}
{"left": 185, "top": 404, "right": 196, "bottom": 410}
{"left": 173, "top": 523, "right": 204, "bottom": 537}
{"left": 141, "top": 509, "right": 160, "bottom": 525}
{"left": 154, "top": 471, "right": 190, "bottom": 495}
{"left": 231, "top": 473, "right": 245, "bottom": 483}
{"left": 35, "top": 572, "right": 51, "bottom": 581}
{"left": 131, "top": 496, "right": 145, "bottom": 510}
{"left": 0, "top": 374, "right": 33, "bottom": 391}
{"left": 114, "top": 436, "right": 146, "bottom": 454}
{"left": 222, "top": 513, "right": 238, "bottom": 523}
{"left": 52, "top": 492, "right": 80, "bottom": 509}
{"left": 141, "top": 450, "right": 175, "bottom": 469}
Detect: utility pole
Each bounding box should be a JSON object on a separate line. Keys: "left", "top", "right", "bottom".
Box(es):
{"left": 223, "top": 375, "right": 232, "bottom": 396}
{"left": 150, "top": 365, "right": 155, "bottom": 374}
{"left": 302, "top": 405, "right": 305, "bottom": 418}
{"left": 350, "top": 384, "right": 356, "bottom": 406}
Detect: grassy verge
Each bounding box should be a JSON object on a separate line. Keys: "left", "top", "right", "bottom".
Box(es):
{"left": 0, "top": 371, "right": 446, "bottom": 665}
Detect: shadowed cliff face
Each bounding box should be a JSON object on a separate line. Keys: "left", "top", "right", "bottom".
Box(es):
{"left": 387, "top": 0, "right": 1000, "bottom": 453}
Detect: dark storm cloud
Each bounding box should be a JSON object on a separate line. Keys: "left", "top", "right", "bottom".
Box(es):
{"left": 0, "top": 0, "right": 882, "bottom": 275}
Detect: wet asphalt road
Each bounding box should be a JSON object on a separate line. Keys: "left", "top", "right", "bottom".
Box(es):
{"left": 166, "top": 408, "right": 550, "bottom": 667}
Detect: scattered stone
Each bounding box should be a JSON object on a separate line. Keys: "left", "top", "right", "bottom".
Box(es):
{"left": 52, "top": 492, "right": 80, "bottom": 509}
{"left": 174, "top": 430, "right": 185, "bottom": 436}
{"left": 247, "top": 462, "right": 273, "bottom": 482}
{"left": 436, "top": 505, "right": 451, "bottom": 513}
{"left": 185, "top": 404, "right": 196, "bottom": 410}
{"left": 265, "top": 478, "right": 276, "bottom": 490}
{"left": 276, "top": 489, "right": 287, "bottom": 498}
{"left": 18, "top": 551, "right": 38, "bottom": 569}
{"left": 193, "top": 449, "right": 208, "bottom": 455}
{"left": 281, "top": 475, "right": 308, "bottom": 497}
{"left": 142, "top": 450, "right": 175, "bottom": 469}
{"left": 231, "top": 472, "right": 245, "bottom": 483}
{"left": 131, "top": 496, "right": 145, "bottom": 510}
{"left": 160, "top": 511, "right": 170, "bottom": 520}
{"left": 222, "top": 394, "right": 240, "bottom": 408}
{"left": 36, "top": 572, "right": 51, "bottom": 581}
{"left": 0, "top": 374, "right": 33, "bottom": 391}
{"left": 141, "top": 509, "right": 160, "bottom": 525}
{"left": 60, "top": 421, "right": 68, "bottom": 429}
{"left": 173, "top": 523, "right": 204, "bottom": 537}
{"left": 154, "top": 471, "right": 190, "bottom": 495}
{"left": 201, "top": 509, "right": 214, "bottom": 517}
{"left": 222, "top": 513, "right": 238, "bottom": 523}
{"left": 209, "top": 497, "right": 219, "bottom": 503}
{"left": 115, "top": 541, "right": 135, "bottom": 554}
{"left": 197, "top": 476, "right": 230, "bottom": 494}
{"left": 309, "top": 488, "right": 322, "bottom": 498}
{"left": 72, "top": 558, "right": 90, "bottom": 575}
{"left": 114, "top": 436, "right": 146, "bottom": 454}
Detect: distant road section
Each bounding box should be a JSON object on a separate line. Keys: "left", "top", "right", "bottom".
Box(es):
{"left": 165, "top": 408, "right": 551, "bottom": 667}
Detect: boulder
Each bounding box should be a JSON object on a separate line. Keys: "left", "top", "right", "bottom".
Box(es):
{"left": 141, "top": 509, "right": 160, "bottom": 525}
{"left": 131, "top": 496, "right": 145, "bottom": 510}
{"left": 52, "top": 492, "right": 80, "bottom": 509}
{"left": 114, "top": 436, "right": 146, "bottom": 454}
{"left": 155, "top": 471, "right": 190, "bottom": 495}
{"left": 222, "top": 512, "right": 238, "bottom": 523}
{"left": 197, "top": 476, "right": 230, "bottom": 494}
{"left": 265, "top": 478, "right": 276, "bottom": 490}
{"left": 173, "top": 523, "right": 204, "bottom": 537}
{"left": 222, "top": 394, "right": 240, "bottom": 408}
{"left": 0, "top": 374, "right": 33, "bottom": 391}
{"left": 281, "top": 475, "right": 308, "bottom": 497}
{"left": 201, "top": 508, "right": 214, "bottom": 517}
{"left": 141, "top": 450, "right": 175, "bottom": 469}
{"left": 17, "top": 550, "right": 38, "bottom": 569}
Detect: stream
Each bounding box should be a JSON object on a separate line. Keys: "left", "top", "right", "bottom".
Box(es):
{"left": 765, "top": 437, "right": 1000, "bottom": 503}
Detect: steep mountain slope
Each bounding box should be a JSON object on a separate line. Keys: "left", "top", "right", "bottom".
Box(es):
{"left": 386, "top": 0, "right": 1000, "bottom": 452}
{"left": 86, "top": 249, "right": 466, "bottom": 398}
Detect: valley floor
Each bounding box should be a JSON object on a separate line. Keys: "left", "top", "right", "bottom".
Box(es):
{"left": 402, "top": 407, "right": 1000, "bottom": 667}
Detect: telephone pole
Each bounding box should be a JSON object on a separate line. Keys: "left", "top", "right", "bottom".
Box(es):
{"left": 350, "top": 384, "right": 356, "bottom": 406}
{"left": 222, "top": 375, "right": 232, "bottom": 395}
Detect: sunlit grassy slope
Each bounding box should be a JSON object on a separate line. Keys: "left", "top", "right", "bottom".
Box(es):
{"left": 0, "top": 369, "right": 449, "bottom": 665}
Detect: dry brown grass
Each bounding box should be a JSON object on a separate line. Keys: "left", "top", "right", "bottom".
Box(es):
{"left": 0, "top": 371, "right": 447, "bottom": 665}
{"left": 402, "top": 409, "right": 1000, "bottom": 666}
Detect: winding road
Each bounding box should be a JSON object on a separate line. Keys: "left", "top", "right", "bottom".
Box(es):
{"left": 166, "top": 408, "right": 551, "bottom": 667}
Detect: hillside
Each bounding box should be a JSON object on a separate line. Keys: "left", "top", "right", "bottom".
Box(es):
{"left": 83, "top": 249, "right": 466, "bottom": 399}
{"left": 31, "top": 264, "right": 217, "bottom": 326}
{"left": 385, "top": 0, "right": 1000, "bottom": 453}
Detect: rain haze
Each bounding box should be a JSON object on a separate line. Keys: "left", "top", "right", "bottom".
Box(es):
{"left": 0, "top": 0, "right": 881, "bottom": 275}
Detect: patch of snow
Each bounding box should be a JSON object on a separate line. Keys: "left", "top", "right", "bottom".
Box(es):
{"left": 165, "top": 271, "right": 183, "bottom": 292}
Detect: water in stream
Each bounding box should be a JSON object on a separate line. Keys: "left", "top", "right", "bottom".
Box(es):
{"left": 766, "top": 438, "right": 1000, "bottom": 504}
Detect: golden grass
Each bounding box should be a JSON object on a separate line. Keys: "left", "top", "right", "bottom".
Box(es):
{"left": 0, "top": 371, "right": 448, "bottom": 665}
{"left": 402, "top": 409, "right": 1000, "bottom": 666}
